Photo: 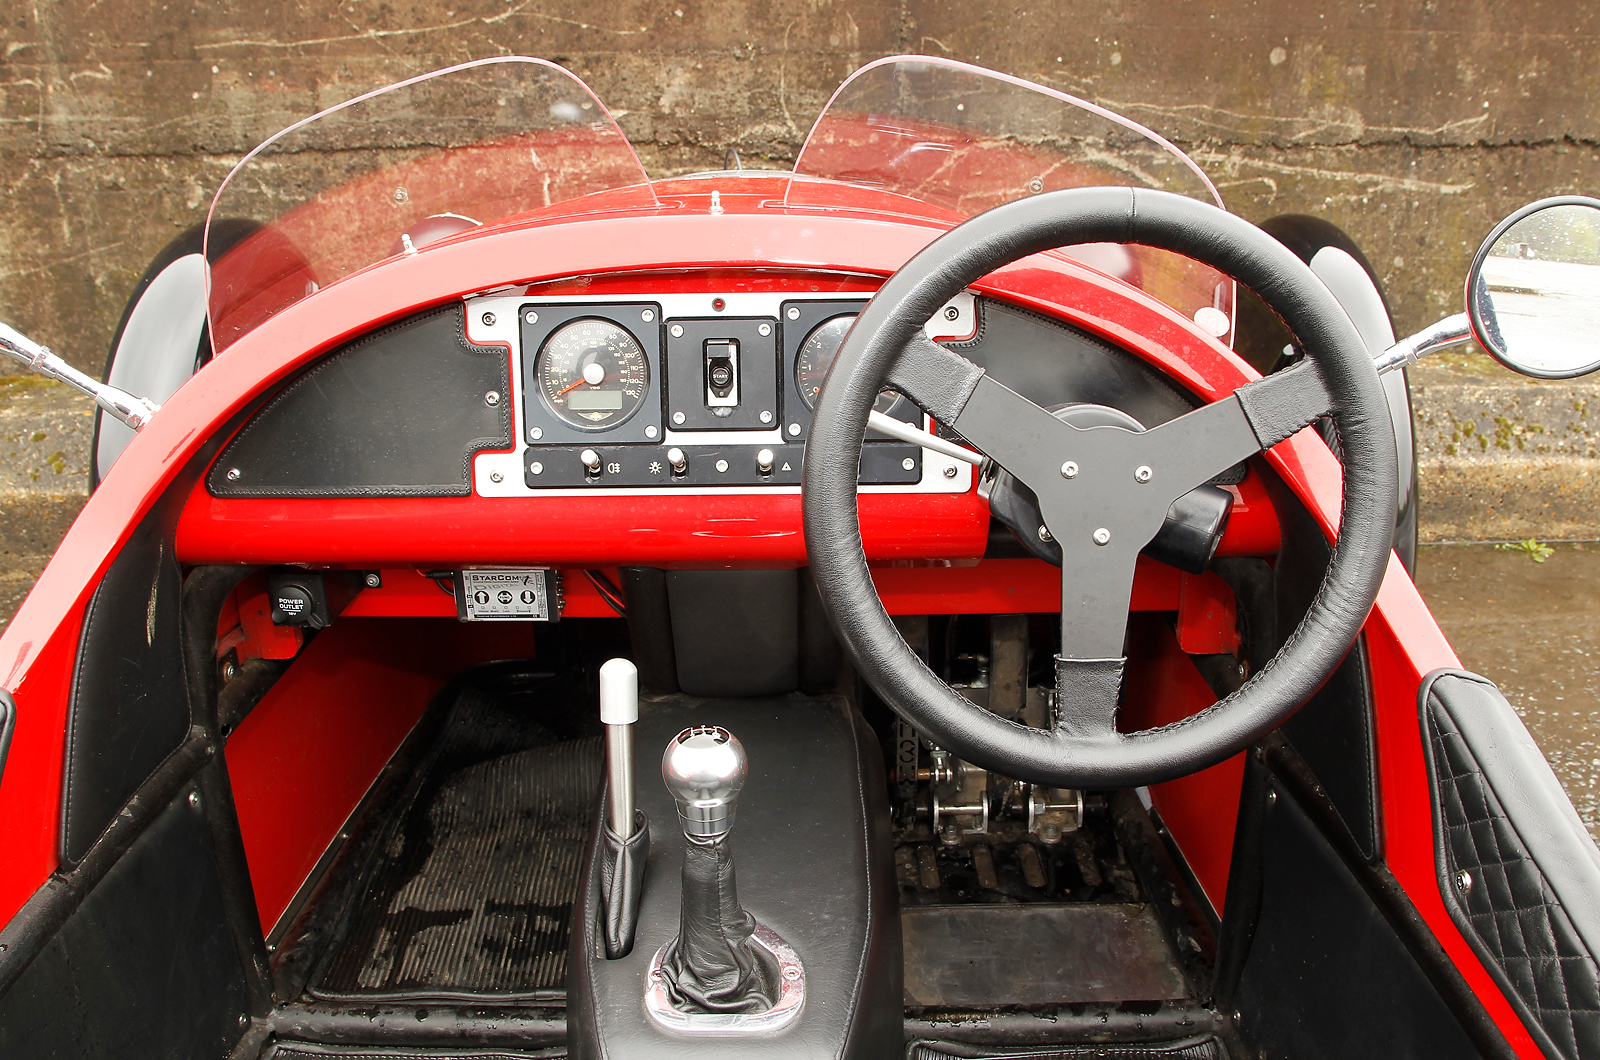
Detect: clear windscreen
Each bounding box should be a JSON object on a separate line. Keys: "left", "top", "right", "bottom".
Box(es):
{"left": 204, "top": 57, "right": 656, "bottom": 353}
{"left": 788, "top": 57, "right": 1234, "bottom": 343}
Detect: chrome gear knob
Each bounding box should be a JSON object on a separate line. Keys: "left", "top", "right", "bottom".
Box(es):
{"left": 662, "top": 726, "right": 747, "bottom": 841}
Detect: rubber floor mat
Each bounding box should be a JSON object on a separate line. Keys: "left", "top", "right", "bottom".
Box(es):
{"left": 266, "top": 1046, "right": 564, "bottom": 1059}
{"left": 309, "top": 680, "right": 602, "bottom": 1001}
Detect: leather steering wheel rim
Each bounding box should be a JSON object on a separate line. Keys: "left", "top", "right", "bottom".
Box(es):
{"left": 802, "top": 187, "right": 1397, "bottom": 790}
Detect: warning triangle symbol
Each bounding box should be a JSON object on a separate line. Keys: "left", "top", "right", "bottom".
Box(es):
{"left": 781, "top": 462, "right": 792, "bottom": 471}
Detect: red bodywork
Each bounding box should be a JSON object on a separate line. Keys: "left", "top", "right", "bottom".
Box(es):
{"left": 0, "top": 175, "right": 1535, "bottom": 1055}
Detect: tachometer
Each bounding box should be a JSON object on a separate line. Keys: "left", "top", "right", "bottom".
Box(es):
{"left": 795, "top": 315, "right": 901, "bottom": 414}
{"left": 538, "top": 318, "right": 650, "bottom": 430}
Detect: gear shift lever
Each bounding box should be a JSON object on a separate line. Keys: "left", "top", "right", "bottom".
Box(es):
{"left": 654, "top": 727, "right": 779, "bottom": 1015}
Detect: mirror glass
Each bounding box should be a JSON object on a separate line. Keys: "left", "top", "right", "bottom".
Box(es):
{"left": 1470, "top": 200, "right": 1600, "bottom": 378}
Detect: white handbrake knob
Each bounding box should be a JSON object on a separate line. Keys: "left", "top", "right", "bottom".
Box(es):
{"left": 600, "top": 658, "right": 639, "bottom": 725}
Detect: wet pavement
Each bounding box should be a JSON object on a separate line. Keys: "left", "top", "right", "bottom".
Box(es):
{"left": 1415, "top": 542, "right": 1600, "bottom": 840}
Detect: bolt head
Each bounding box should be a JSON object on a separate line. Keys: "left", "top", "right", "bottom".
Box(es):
{"left": 529, "top": 461, "right": 544, "bottom": 475}
{"left": 1092, "top": 527, "right": 1111, "bottom": 545}
{"left": 1037, "top": 525, "right": 1054, "bottom": 542}
{"left": 943, "top": 465, "right": 959, "bottom": 479}
{"left": 671, "top": 324, "right": 684, "bottom": 338}
{"left": 673, "top": 411, "right": 686, "bottom": 425}
{"left": 641, "top": 309, "right": 655, "bottom": 322}
{"left": 645, "top": 425, "right": 658, "bottom": 438}
{"left": 1134, "top": 464, "right": 1153, "bottom": 483}
{"left": 481, "top": 311, "right": 497, "bottom": 327}
{"left": 902, "top": 456, "right": 916, "bottom": 471}
{"left": 758, "top": 322, "right": 772, "bottom": 336}
{"left": 489, "top": 470, "right": 504, "bottom": 483}
{"left": 1457, "top": 869, "right": 1473, "bottom": 895}
{"left": 759, "top": 410, "right": 773, "bottom": 423}
{"left": 944, "top": 305, "right": 960, "bottom": 321}
{"left": 221, "top": 659, "right": 237, "bottom": 682}
{"left": 364, "top": 572, "right": 382, "bottom": 588}
{"left": 485, "top": 390, "right": 500, "bottom": 406}
{"left": 715, "top": 458, "right": 729, "bottom": 473}
{"left": 1060, "top": 460, "right": 1078, "bottom": 479}
{"left": 524, "top": 310, "right": 539, "bottom": 324}
{"left": 788, "top": 422, "right": 802, "bottom": 436}
{"left": 226, "top": 468, "right": 241, "bottom": 481}
{"left": 786, "top": 307, "right": 801, "bottom": 320}
{"left": 188, "top": 791, "right": 202, "bottom": 810}
{"left": 530, "top": 426, "right": 543, "bottom": 440}
{"left": 782, "top": 965, "right": 802, "bottom": 980}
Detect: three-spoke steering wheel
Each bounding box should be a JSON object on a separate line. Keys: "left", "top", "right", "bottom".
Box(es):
{"left": 802, "top": 188, "right": 1397, "bottom": 789}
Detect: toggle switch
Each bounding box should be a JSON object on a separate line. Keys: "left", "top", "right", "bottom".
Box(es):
{"left": 756, "top": 448, "right": 775, "bottom": 475}
{"left": 705, "top": 339, "right": 739, "bottom": 408}
{"left": 668, "top": 447, "right": 688, "bottom": 475}
{"left": 581, "top": 448, "right": 602, "bottom": 476}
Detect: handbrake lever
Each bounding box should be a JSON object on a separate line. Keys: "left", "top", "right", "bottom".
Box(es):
{"left": 598, "top": 658, "right": 649, "bottom": 959}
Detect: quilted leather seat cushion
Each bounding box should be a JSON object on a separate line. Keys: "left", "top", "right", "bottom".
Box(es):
{"left": 1421, "top": 668, "right": 1600, "bottom": 1059}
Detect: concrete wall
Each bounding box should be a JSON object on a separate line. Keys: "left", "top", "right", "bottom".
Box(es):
{"left": 2, "top": 0, "right": 1596, "bottom": 372}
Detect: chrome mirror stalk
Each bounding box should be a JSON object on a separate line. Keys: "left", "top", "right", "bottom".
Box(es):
{"left": 1374, "top": 312, "right": 1472, "bottom": 376}
{"left": 0, "top": 321, "right": 161, "bottom": 430}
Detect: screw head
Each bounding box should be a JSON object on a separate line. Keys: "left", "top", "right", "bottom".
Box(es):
{"left": 671, "top": 324, "right": 684, "bottom": 338}
{"left": 759, "top": 410, "right": 773, "bottom": 423}
{"left": 484, "top": 390, "right": 500, "bottom": 406}
{"left": 715, "top": 458, "right": 729, "bottom": 473}
{"left": 645, "top": 425, "right": 659, "bottom": 439}
{"left": 226, "top": 467, "right": 241, "bottom": 481}
{"left": 782, "top": 965, "right": 802, "bottom": 980}
{"left": 943, "top": 465, "right": 958, "bottom": 479}
{"left": 1092, "top": 527, "right": 1111, "bottom": 545}
{"left": 529, "top": 461, "right": 544, "bottom": 475}
{"left": 481, "top": 311, "right": 497, "bottom": 327}
{"left": 238, "top": 1014, "right": 249, "bottom": 1027}
{"left": 758, "top": 322, "right": 772, "bottom": 336}
{"left": 1027, "top": 177, "right": 1044, "bottom": 193}
{"left": 221, "top": 659, "right": 237, "bottom": 682}
{"left": 1060, "top": 460, "right": 1078, "bottom": 479}
{"left": 530, "top": 426, "right": 543, "bottom": 440}
{"left": 641, "top": 309, "right": 655, "bottom": 322}
{"left": 1134, "top": 464, "right": 1153, "bottom": 483}
{"left": 902, "top": 457, "right": 916, "bottom": 471}
{"left": 393, "top": 186, "right": 408, "bottom": 203}
{"left": 673, "top": 411, "right": 686, "bottom": 425}
{"left": 786, "top": 307, "right": 801, "bottom": 320}
{"left": 364, "top": 572, "right": 382, "bottom": 588}
{"left": 188, "top": 791, "right": 202, "bottom": 810}
{"left": 944, "top": 305, "right": 960, "bottom": 321}
{"left": 524, "top": 310, "right": 539, "bottom": 325}
{"left": 1038, "top": 525, "right": 1054, "bottom": 542}
{"left": 1457, "top": 869, "right": 1473, "bottom": 896}
{"left": 788, "top": 422, "right": 802, "bottom": 436}
{"left": 489, "top": 470, "right": 503, "bottom": 483}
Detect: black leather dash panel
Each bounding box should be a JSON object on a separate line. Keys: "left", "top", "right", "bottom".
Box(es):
{"left": 1421, "top": 668, "right": 1600, "bottom": 1060}
{"left": 208, "top": 303, "right": 511, "bottom": 497}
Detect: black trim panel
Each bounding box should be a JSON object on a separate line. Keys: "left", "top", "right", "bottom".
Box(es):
{"left": 209, "top": 303, "right": 512, "bottom": 498}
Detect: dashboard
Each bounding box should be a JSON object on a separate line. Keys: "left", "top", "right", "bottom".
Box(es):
{"left": 463, "top": 289, "right": 982, "bottom": 498}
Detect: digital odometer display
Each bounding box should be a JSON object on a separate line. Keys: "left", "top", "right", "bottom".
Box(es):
{"left": 537, "top": 318, "right": 650, "bottom": 429}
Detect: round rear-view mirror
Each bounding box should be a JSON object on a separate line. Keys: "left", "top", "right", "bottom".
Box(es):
{"left": 1467, "top": 195, "right": 1600, "bottom": 379}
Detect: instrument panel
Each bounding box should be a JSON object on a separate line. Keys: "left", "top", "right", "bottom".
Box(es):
{"left": 466, "top": 291, "right": 978, "bottom": 497}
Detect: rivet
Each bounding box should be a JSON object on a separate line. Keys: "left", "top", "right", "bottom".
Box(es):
{"left": 524, "top": 310, "right": 539, "bottom": 324}
{"left": 641, "top": 309, "right": 655, "bottom": 322}
{"left": 673, "top": 411, "right": 686, "bottom": 425}
{"left": 1038, "top": 525, "right": 1054, "bottom": 542}
{"left": 226, "top": 468, "right": 241, "bottom": 481}
{"left": 484, "top": 391, "right": 500, "bottom": 406}
{"left": 788, "top": 422, "right": 802, "bottom": 437}
{"left": 760, "top": 410, "right": 773, "bottom": 423}
{"left": 902, "top": 457, "right": 916, "bottom": 471}
{"left": 1134, "top": 465, "right": 1152, "bottom": 483}
{"left": 943, "top": 465, "right": 958, "bottom": 479}
{"left": 786, "top": 307, "right": 801, "bottom": 320}
{"left": 1457, "top": 869, "right": 1473, "bottom": 896}
{"left": 529, "top": 461, "right": 544, "bottom": 475}
{"left": 1060, "top": 461, "right": 1078, "bottom": 479}
{"left": 530, "top": 426, "right": 543, "bottom": 440}
{"left": 1092, "top": 527, "right": 1111, "bottom": 545}
{"left": 758, "top": 322, "right": 772, "bottom": 336}
{"left": 671, "top": 324, "right": 684, "bottom": 338}
{"left": 481, "top": 311, "right": 497, "bottom": 327}
{"left": 489, "top": 470, "right": 503, "bottom": 483}
{"left": 645, "top": 425, "right": 659, "bottom": 439}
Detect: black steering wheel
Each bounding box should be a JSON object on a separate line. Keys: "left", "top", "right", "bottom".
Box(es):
{"left": 802, "top": 187, "right": 1397, "bottom": 790}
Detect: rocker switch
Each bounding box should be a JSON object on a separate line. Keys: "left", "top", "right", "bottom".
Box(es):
{"left": 705, "top": 340, "right": 739, "bottom": 409}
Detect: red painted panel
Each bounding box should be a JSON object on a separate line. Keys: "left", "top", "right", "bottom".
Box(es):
{"left": 1119, "top": 613, "right": 1245, "bottom": 912}
{"left": 342, "top": 567, "right": 629, "bottom": 620}
{"left": 226, "top": 616, "right": 545, "bottom": 933}
{"left": 870, "top": 556, "right": 1182, "bottom": 615}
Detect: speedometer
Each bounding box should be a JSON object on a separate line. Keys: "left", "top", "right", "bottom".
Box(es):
{"left": 538, "top": 318, "right": 650, "bottom": 430}
{"left": 795, "top": 315, "right": 901, "bottom": 414}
